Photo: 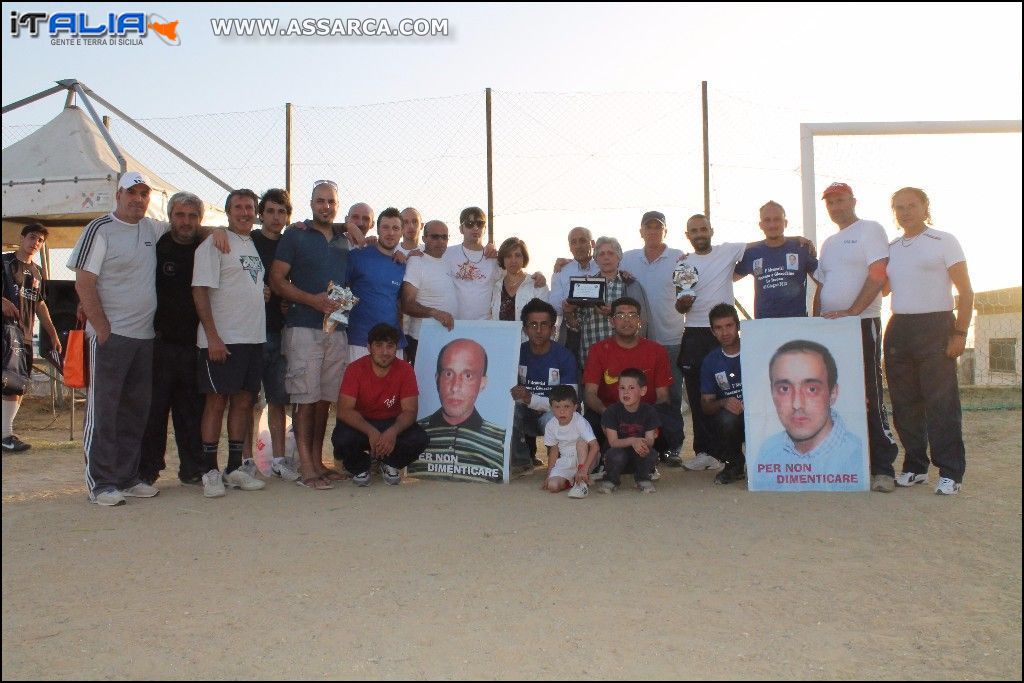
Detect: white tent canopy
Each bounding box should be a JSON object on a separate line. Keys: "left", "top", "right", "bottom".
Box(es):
{"left": 3, "top": 104, "right": 226, "bottom": 249}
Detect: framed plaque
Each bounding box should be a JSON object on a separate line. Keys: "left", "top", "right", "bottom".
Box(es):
{"left": 567, "top": 277, "right": 606, "bottom": 306}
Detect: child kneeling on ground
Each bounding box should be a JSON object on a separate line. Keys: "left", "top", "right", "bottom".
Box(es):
{"left": 600, "top": 368, "right": 661, "bottom": 494}
{"left": 542, "top": 385, "right": 599, "bottom": 498}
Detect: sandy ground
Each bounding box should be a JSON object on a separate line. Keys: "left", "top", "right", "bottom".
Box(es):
{"left": 2, "top": 398, "right": 1021, "bottom": 680}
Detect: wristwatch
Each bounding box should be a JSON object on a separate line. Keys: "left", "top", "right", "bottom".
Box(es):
{"left": 949, "top": 329, "right": 968, "bottom": 337}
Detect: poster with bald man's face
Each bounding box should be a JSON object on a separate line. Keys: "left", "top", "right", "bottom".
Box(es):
{"left": 408, "top": 320, "right": 521, "bottom": 483}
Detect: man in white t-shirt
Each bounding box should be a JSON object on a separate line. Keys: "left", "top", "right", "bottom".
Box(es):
{"left": 192, "top": 189, "right": 268, "bottom": 497}
{"left": 401, "top": 220, "right": 458, "bottom": 365}
{"left": 443, "top": 206, "right": 501, "bottom": 321}
{"left": 621, "top": 210, "right": 687, "bottom": 422}
{"left": 814, "top": 182, "right": 899, "bottom": 493}
{"left": 398, "top": 207, "right": 423, "bottom": 256}
{"left": 673, "top": 214, "right": 747, "bottom": 471}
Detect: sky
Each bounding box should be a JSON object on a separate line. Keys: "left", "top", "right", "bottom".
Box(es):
{"left": 3, "top": 2, "right": 1022, "bottom": 299}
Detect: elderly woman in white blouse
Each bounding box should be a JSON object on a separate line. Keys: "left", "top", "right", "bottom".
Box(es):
{"left": 489, "top": 237, "right": 549, "bottom": 335}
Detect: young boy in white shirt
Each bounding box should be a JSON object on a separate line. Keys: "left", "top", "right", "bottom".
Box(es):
{"left": 542, "top": 385, "right": 599, "bottom": 498}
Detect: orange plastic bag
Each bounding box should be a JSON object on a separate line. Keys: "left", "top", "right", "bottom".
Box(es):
{"left": 63, "top": 327, "right": 88, "bottom": 389}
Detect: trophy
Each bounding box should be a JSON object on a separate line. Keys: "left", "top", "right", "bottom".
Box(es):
{"left": 323, "top": 281, "right": 359, "bottom": 333}
{"left": 672, "top": 261, "right": 699, "bottom": 299}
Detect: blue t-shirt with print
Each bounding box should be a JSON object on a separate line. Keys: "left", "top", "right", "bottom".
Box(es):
{"left": 518, "top": 340, "right": 579, "bottom": 399}
{"left": 346, "top": 246, "right": 407, "bottom": 348}
{"left": 700, "top": 347, "right": 742, "bottom": 400}
{"left": 274, "top": 221, "right": 350, "bottom": 329}
{"left": 735, "top": 239, "right": 817, "bottom": 318}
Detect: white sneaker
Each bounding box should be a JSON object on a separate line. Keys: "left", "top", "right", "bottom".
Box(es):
{"left": 224, "top": 466, "right": 266, "bottom": 491}
{"left": 271, "top": 457, "right": 300, "bottom": 482}
{"left": 353, "top": 471, "right": 371, "bottom": 487}
{"left": 895, "top": 472, "right": 928, "bottom": 487}
{"left": 380, "top": 462, "right": 401, "bottom": 486}
{"left": 682, "top": 452, "right": 723, "bottom": 471}
{"left": 203, "top": 469, "right": 226, "bottom": 498}
{"left": 638, "top": 480, "right": 656, "bottom": 494}
{"left": 599, "top": 480, "right": 617, "bottom": 494}
{"left": 567, "top": 482, "right": 588, "bottom": 499}
{"left": 121, "top": 482, "right": 159, "bottom": 498}
{"left": 92, "top": 489, "right": 126, "bottom": 506}
{"left": 935, "top": 477, "right": 961, "bottom": 496}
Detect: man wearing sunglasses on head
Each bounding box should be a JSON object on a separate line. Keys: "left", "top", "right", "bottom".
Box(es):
{"left": 269, "top": 180, "right": 362, "bottom": 489}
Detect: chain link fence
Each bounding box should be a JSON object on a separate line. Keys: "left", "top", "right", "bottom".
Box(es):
{"left": 4, "top": 87, "right": 1020, "bottom": 409}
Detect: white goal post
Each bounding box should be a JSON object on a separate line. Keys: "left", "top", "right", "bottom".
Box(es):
{"left": 799, "top": 119, "right": 1022, "bottom": 243}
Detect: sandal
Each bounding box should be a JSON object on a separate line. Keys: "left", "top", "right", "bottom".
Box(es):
{"left": 296, "top": 476, "right": 333, "bottom": 490}
{"left": 320, "top": 469, "right": 347, "bottom": 482}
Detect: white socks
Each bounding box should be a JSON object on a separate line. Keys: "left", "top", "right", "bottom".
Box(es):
{"left": 2, "top": 399, "right": 20, "bottom": 438}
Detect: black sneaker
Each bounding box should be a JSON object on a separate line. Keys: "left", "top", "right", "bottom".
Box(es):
{"left": 1, "top": 435, "right": 31, "bottom": 452}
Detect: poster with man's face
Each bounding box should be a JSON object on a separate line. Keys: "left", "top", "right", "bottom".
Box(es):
{"left": 741, "top": 318, "right": 869, "bottom": 492}
{"left": 408, "top": 319, "right": 520, "bottom": 483}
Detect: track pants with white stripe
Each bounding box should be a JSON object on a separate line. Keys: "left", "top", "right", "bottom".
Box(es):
{"left": 84, "top": 334, "right": 153, "bottom": 496}
{"left": 860, "top": 318, "right": 899, "bottom": 477}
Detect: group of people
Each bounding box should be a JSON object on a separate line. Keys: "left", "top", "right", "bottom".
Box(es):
{"left": 1, "top": 173, "right": 973, "bottom": 504}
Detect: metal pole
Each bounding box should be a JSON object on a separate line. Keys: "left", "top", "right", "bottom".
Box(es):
{"left": 0, "top": 83, "right": 65, "bottom": 114}
{"left": 702, "top": 81, "right": 710, "bottom": 220}
{"left": 82, "top": 84, "right": 233, "bottom": 192}
{"left": 285, "top": 103, "right": 293, "bottom": 196}
{"left": 485, "top": 88, "right": 494, "bottom": 244}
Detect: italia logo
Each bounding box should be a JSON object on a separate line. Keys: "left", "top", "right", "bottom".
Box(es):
{"left": 9, "top": 11, "right": 181, "bottom": 45}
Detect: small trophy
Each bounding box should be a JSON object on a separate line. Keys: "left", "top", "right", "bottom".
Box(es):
{"left": 672, "top": 261, "right": 699, "bottom": 299}
{"left": 323, "top": 281, "right": 359, "bottom": 333}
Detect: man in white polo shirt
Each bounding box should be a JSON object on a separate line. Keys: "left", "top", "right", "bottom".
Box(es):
{"left": 814, "top": 182, "right": 899, "bottom": 493}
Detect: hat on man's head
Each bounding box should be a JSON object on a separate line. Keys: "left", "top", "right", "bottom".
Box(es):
{"left": 118, "top": 171, "right": 151, "bottom": 191}
{"left": 821, "top": 182, "right": 854, "bottom": 199}
{"left": 641, "top": 210, "right": 666, "bottom": 226}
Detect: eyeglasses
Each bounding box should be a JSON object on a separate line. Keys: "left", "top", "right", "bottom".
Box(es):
{"left": 312, "top": 179, "right": 338, "bottom": 190}
{"left": 462, "top": 219, "right": 486, "bottom": 228}
{"left": 612, "top": 312, "right": 640, "bottom": 320}
{"left": 525, "top": 321, "right": 553, "bottom": 330}
{"left": 426, "top": 234, "right": 449, "bottom": 240}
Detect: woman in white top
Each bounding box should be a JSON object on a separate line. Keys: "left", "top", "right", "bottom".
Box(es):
{"left": 489, "top": 237, "right": 549, "bottom": 337}
{"left": 883, "top": 187, "right": 974, "bottom": 495}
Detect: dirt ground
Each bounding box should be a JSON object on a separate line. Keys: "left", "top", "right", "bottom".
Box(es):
{"left": 2, "top": 397, "right": 1021, "bottom": 680}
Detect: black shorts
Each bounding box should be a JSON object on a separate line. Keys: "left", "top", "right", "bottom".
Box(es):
{"left": 198, "top": 343, "right": 263, "bottom": 396}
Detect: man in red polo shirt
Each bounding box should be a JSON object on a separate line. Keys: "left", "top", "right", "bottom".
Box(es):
{"left": 331, "top": 323, "right": 428, "bottom": 487}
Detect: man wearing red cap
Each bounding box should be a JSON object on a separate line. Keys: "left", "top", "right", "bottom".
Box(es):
{"left": 814, "top": 182, "right": 899, "bottom": 493}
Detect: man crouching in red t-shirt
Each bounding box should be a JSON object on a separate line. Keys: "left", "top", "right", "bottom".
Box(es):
{"left": 332, "top": 323, "right": 429, "bottom": 487}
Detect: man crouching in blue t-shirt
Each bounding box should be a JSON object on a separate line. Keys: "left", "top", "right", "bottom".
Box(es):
{"left": 509, "top": 298, "right": 580, "bottom": 473}
{"left": 700, "top": 304, "right": 745, "bottom": 485}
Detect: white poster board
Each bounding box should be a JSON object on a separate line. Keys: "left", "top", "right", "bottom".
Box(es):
{"left": 741, "top": 318, "right": 869, "bottom": 492}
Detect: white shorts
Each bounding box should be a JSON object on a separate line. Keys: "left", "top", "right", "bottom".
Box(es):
{"left": 547, "top": 456, "right": 578, "bottom": 482}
